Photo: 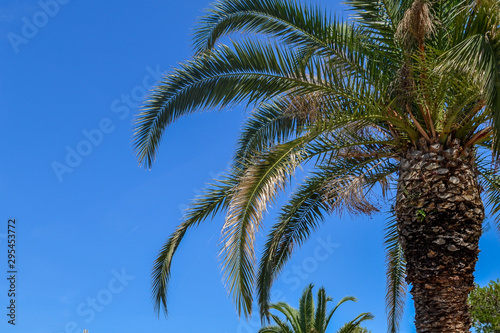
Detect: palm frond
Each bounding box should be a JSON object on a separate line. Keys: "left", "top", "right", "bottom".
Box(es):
{"left": 257, "top": 155, "right": 398, "bottom": 318}
{"left": 336, "top": 313, "right": 375, "bottom": 333}
{"left": 259, "top": 314, "right": 295, "bottom": 333}
{"left": 345, "top": 0, "right": 408, "bottom": 40}
{"left": 478, "top": 160, "right": 500, "bottom": 233}
{"left": 257, "top": 170, "right": 331, "bottom": 319}
{"left": 270, "top": 302, "right": 302, "bottom": 332}
{"left": 195, "top": 0, "right": 397, "bottom": 85}
{"left": 298, "top": 284, "right": 315, "bottom": 332}
{"left": 194, "top": 0, "right": 332, "bottom": 53}
{"left": 325, "top": 296, "right": 358, "bottom": 329}
{"left": 234, "top": 98, "right": 305, "bottom": 168}
{"left": 151, "top": 171, "right": 239, "bottom": 315}
{"left": 314, "top": 287, "right": 331, "bottom": 332}
{"left": 134, "top": 37, "right": 380, "bottom": 168}
{"left": 220, "top": 137, "right": 308, "bottom": 317}
{"left": 134, "top": 41, "right": 300, "bottom": 168}
{"left": 384, "top": 211, "right": 407, "bottom": 333}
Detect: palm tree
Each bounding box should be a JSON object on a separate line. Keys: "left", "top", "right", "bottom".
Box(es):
{"left": 258, "top": 284, "right": 373, "bottom": 333}
{"left": 133, "top": 0, "right": 500, "bottom": 332}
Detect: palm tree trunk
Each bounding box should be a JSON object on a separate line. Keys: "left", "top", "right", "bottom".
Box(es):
{"left": 395, "top": 139, "right": 484, "bottom": 333}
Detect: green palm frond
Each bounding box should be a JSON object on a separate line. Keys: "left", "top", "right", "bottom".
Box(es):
{"left": 263, "top": 284, "right": 372, "bottom": 333}
{"left": 257, "top": 155, "right": 398, "bottom": 318}
{"left": 298, "top": 284, "right": 315, "bottom": 332}
{"left": 234, "top": 98, "right": 306, "bottom": 167}
{"left": 260, "top": 314, "right": 295, "bottom": 333}
{"left": 336, "top": 313, "right": 375, "bottom": 333}
{"left": 384, "top": 212, "right": 407, "bottom": 333}
{"left": 343, "top": 0, "right": 410, "bottom": 77}
{"left": 134, "top": 37, "right": 383, "bottom": 168}
{"left": 151, "top": 171, "right": 240, "bottom": 315}
{"left": 257, "top": 172, "right": 330, "bottom": 319}
{"left": 134, "top": 40, "right": 298, "bottom": 168}
{"left": 314, "top": 287, "right": 332, "bottom": 332}
{"left": 235, "top": 90, "right": 363, "bottom": 166}
{"left": 194, "top": 0, "right": 396, "bottom": 85}
{"left": 325, "top": 296, "right": 358, "bottom": 328}
{"left": 194, "top": 0, "right": 333, "bottom": 53}
{"left": 345, "top": 0, "right": 408, "bottom": 40}
{"left": 478, "top": 160, "right": 500, "bottom": 233}
{"left": 220, "top": 137, "right": 310, "bottom": 316}
{"left": 270, "top": 302, "right": 302, "bottom": 331}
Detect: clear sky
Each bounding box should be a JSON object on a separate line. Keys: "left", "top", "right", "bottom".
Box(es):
{"left": 1, "top": 1, "right": 499, "bottom": 333}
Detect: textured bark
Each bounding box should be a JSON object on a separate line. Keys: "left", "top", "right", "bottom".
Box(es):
{"left": 395, "top": 139, "right": 484, "bottom": 333}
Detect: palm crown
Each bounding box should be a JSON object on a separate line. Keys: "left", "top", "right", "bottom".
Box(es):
{"left": 133, "top": 0, "right": 500, "bottom": 331}
{"left": 259, "top": 284, "right": 373, "bottom": 333}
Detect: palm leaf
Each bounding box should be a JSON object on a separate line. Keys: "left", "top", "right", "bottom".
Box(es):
{"left": 234, "top": 98, "right": 305, "bottom": 167}
{"left": 134, "top": 37, "right": 381, "bottom": 168}
{"left": 478, "top": 160, "right": 500, "bottom": 233}
{"left": 298, "top": 284, "right": 315, "bottom": 332}
{"left": 259, "top": 314, "right": 295, "bottom": 333}
{"left": 258, "top": 154, "right": 397, "bottom": 318}
{"left": 220, "top": 137, "right": 309, "bottom": 316}
{"left": 325, "top": 296, "right": 358, "bottom": 329}
{"left": 336, "top": 313, "right": 375, "bottom": 333}
{"left": 383, "top": 211, "right": 407, "bottom": 333}
{"left": 314, "top": 287, "right": 331, "bottom": 332}
{"left": 151, "top": 171, "right": 240, "bottom": 315}
{"left": 194, "top": 0, "right": 333, "bottom": 53}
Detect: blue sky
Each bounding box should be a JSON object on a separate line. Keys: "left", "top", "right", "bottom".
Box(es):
{"left": 1, "top": 1, "right": 499, "bottom": 333}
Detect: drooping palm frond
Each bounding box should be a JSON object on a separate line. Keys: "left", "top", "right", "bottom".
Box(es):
{"left": 235, "top": 100, "right": 298, "bottom": 166}
{"left": 257, "top": 153, "right": 398, "bottom": 318}
{"left": 151, "top": 171, "right": 240, "bottom": 315}
{"left": 383, "top": 212, "right": 407, "bottom": 333}
{"left": 194, "top": 0, "right": 334, "bottom": 53}
{"left": 134, "top": 40, "right": 303, "bottom": 168}
{"left": 325, "top": 295, "right": 358, "bottom": 328}
{"left": 134, "top": 34, "right": 388, "bottom": 168}
{"left": 234, "top": 96, "right": 317, "bottom": 168}
{"left": 195, "top": 0, "right": 401, "bottom": 89}
{"left": 220, "top": 137, "right": 309, "bottom": 316}
{"left": 233, "top": 86, "right": 376, "bottom": 172}
{"left": 257, "top": 168, "right": 331, "bottom": 319}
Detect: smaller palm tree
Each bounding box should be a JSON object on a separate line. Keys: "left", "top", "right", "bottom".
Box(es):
{"left": 259, "top": 284, "right": 373, "bottom": 333}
